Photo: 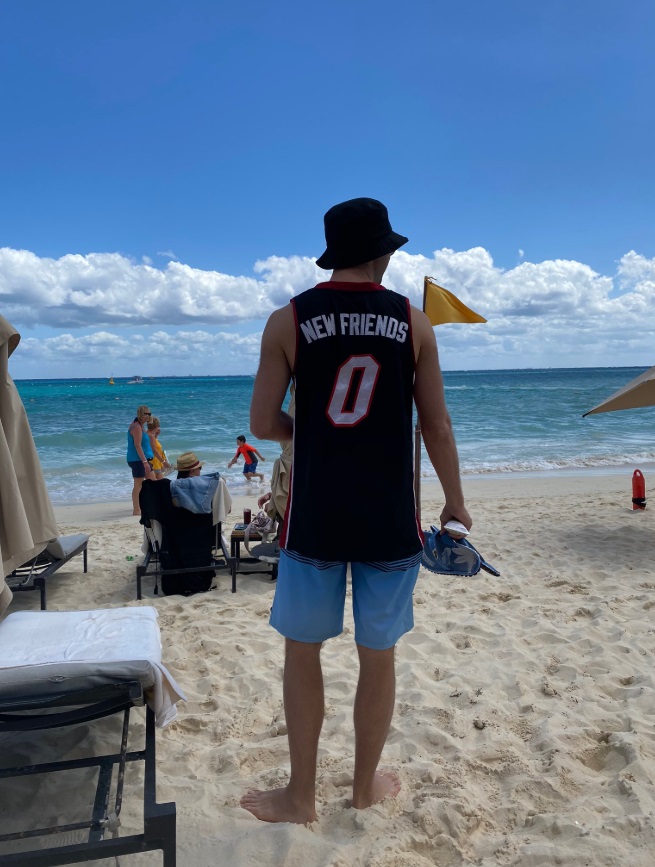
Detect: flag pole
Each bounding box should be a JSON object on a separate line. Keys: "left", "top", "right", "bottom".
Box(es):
{"left": 414, "top": 279, "right": 429, "bottom": 526}
{"left": 415, "top": 277, "right": 486, "bottom": 526}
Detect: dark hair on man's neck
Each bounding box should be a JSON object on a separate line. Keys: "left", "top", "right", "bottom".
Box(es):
{"left": 177, "top": 470, "right": 191, "bottom": 479}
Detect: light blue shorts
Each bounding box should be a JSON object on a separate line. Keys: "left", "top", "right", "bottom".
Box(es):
{"left": 270, "top": 549, "right": 422, "bottom": 650}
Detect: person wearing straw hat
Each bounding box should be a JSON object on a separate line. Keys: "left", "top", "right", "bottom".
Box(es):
{"left": 243, "top": 197, "right": 471, "bottom": 825}
{"left": 174, "top": 451, "right": 204, "bottom": 479}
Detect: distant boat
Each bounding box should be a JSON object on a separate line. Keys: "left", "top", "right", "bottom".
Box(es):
{"left": 127, "top": 376, "right": 144, "bottom": 385}
{"left": 109, "top": 375, "right": 115, "bottom": 385}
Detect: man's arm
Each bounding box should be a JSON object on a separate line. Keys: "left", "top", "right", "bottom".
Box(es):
{"left": 253, "top": 449, "right": 266, "bottom": 461}
{"left": 250, "top": 306, "right": 295, "bottom": 442}
{"left": 411, "top": 306, "right": 472, "bottom": 531}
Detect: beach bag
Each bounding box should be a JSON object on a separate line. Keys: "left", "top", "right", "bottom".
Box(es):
{"left": 252, "top": 510, "right": 274, "bottom": 534}
{"left": 244, "top": 510, "right": 276, "bottom": 557}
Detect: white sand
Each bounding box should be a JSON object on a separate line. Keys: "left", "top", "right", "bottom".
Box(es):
{"left": 2, "top": 471, "right": 655, "bottom": 865}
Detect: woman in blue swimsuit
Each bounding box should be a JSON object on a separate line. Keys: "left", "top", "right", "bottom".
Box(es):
{"left": 126, "top": 405, "right": 156, "bottom": 515}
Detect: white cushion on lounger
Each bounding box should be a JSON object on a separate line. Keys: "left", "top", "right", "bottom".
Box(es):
{"left": 45, "top": 533, "right": 89, "bottom": 560}
{"left": 0, "top": 606, "right": 185, "bottom": 727}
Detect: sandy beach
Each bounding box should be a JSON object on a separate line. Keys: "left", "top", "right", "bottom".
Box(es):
{"left": 2, "top": 471, "right": 655, "bottom": 866}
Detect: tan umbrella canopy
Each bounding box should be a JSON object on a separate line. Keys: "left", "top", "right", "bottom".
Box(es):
{"left": 583, "top": 365, "right": 655, "bottom": 417}
{"left": 0, "top": 316, "right": 58, "bottom": 613}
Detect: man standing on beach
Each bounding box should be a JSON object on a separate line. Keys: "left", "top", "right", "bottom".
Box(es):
{"left": 242, "top": 197, "right": 471, "bottom": 824}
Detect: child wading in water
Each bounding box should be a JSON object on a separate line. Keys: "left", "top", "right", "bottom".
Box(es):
{"left": 228, "top": 435, "right": 266, "bottom": 482}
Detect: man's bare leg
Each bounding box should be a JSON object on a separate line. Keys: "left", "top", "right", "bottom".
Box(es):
{"left": 352, "top": 644, "right": 401, "bottom": 809}
{"left": 241, "top": 639, "right": 324, "bottom": 823}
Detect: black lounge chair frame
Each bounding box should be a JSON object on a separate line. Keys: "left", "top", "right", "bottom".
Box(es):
{"left": 0, "top": 680, "right": 176, "bottom": 866}
{"left": 6, "top": 539, "right": 89, "bottom": 610}
{"left": 136, "top": 478, "right": 232, "bottom": 599}
{"left": 136, "top": 521, "right": 230, "bottom": 600}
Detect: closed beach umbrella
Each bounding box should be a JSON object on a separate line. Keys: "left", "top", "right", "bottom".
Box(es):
{"left": 265, "top": 386, "right": 295, "bottom": 522}
{"left": 583, "top": 365, "right": 655, "bottom": 416}
{"left": 0, "top": 316, "right": 58, "bottom": 612}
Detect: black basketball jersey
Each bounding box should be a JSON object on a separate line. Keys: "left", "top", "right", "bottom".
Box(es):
{"left": 281, "top": 281, "right": 423, "bottom": 562}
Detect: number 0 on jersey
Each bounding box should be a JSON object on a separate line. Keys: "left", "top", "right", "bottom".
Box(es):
{"left": 326, "top": 354, "right": 381, "bottom": 427}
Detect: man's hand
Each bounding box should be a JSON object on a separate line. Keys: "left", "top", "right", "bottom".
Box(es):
{"left": 258, "top": 492, "right": 272, "bottom": 509}
{"left": 439, "top": 505, "right": 472, "bottom": 535}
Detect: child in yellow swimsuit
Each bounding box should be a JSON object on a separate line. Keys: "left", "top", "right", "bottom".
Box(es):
{"left": 147, "top": 417, "right": 170, "bottom": 479}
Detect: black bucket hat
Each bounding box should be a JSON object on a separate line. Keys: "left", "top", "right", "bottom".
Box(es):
{"left": 315, "top": 197, "right": 409, "bottom": 270}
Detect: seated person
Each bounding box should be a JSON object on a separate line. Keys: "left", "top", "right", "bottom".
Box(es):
{"left": 174, "top": 451, "right": 203, "bottom": 479}
{"left": 140, "top": 452, "right": 220, "bottom": 597}
{"left": 169, "top": 452, "right": 221, "bottom": 515}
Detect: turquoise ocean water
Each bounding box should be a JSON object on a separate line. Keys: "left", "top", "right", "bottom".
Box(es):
{"left": 15, "top": 368, "right": 655, "bottom": 505}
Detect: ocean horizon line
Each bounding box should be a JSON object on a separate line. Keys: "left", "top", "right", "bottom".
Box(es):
{"left": 14, "top": 363, "right": 653, "bottom": 383}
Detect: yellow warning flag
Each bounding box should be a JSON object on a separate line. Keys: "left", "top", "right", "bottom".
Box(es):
{"left": 423, "top": 277, "right": 487, "bottom": 326}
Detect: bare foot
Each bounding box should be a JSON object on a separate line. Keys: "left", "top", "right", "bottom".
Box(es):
{"left": 240, "top": 786, "right": 316, "bottom": 824}
{"left": 352, "top": 770, "right": 401, "bottom": 809}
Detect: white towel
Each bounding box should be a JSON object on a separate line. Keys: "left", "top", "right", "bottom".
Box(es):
{"left": 213, "top": 477, "right": 232, "bottom": 524}
{"left": 0, "top": 607, "right": 186, "bottom": 727}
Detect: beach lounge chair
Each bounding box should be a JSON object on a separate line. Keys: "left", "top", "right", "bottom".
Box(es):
{"left": 0, "top": 606, "right": 185, "bottom": 865}
{"left": 5, "top": 534, "right": 89, "bottom": 610}
{"left": 136, "top": 477, "right": 231, "bottom": 599}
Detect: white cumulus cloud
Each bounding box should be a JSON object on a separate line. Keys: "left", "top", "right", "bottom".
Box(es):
{"left": 3, "top": 245, "right": 655, "bottom": 375}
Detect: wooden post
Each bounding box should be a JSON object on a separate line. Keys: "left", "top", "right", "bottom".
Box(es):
{"left": 414, "top": 277, "right": 429, "bottom": 527}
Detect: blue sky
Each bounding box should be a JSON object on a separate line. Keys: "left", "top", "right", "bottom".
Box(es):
{"left": 2, "top": 0, "right": 654, "bottom": 377}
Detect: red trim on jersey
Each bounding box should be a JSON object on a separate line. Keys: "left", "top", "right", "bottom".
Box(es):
{"left": 415, "top": 510, "right": 425, "bottom": 545}
{"left": 290, "top": 298, "right": 299, "bottom": 376}
{"left": 314, "top": 281, "right": 385, "bottom": 292}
